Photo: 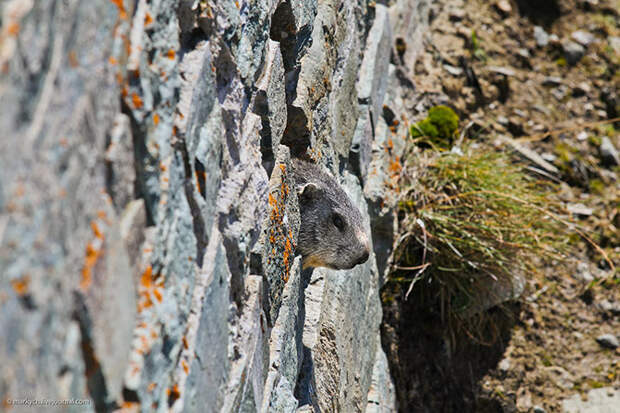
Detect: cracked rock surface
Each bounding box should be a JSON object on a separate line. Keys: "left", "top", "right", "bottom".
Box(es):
{"left": 0, "top": 0, "right": 429, "bottom": 411}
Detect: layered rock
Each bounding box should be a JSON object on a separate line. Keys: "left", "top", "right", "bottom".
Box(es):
{"left": 0, "top": 0, "right": 429, "bottom": 411}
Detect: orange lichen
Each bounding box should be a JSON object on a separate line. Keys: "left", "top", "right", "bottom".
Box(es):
{"left": 121, "top": 401, "right": 139, "bottom": 410}
{"left": 144, "top": 12, "right": 153, "bottom": 25}
{"left": 81, "top": 242, "right": 102, "bottom": 291}
{"left": 91, "top": 221, "right": 103, "bottom": 239}
{"left": 167, "top": 385, "right": 181, "bottom": 404}
{"left": 153, "top": 113, "right": 160, "bottom": 125}
{"left": 7, "top": 22, "right": 19, "bottom": 36}
{"left": 11, "top": 275, "right": 30, "bottom": 296}
{"left": 389, "top": 157, "right": 402, "bottom": 175}
{"left": 147, "top": 382, "right": 156, "bottom": 392}
{"left": 68, "top": 51, "right": 78, "bottom": 67}
{"left": 182, "top": 360, "right": 189, "bottom": 374}
{"left": 109, "top": 56, "right": 118, "bottom": 65}
{"left": 14, "top": 184, "right": 25, "bottom": 197}
{"left": 159, "top": 162, "right": 167, "bottom": 172}
{"left": 265, "top": 166, "right": 297, "bottom": 282}
{"left": 182, "top": 336, "right": 189, "bottom": 349}
{"left": 137, "top": 265, "right": 164, "bottom": 312}
{"left": 132, "top": 93, "right": 143, "bottom": 109}
{"left": 167, "top": 49, "right": 176, "bottom": 60}
{"left": 282, "top": 237, "right": 292, "bottom": 282}
{"left": 110, "top": 0, "right": 127, "bottom": 19}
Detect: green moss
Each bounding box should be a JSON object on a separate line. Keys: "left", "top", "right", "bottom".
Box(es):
{"left": 471, "top": 30, "right": 488, "bottom": 61}
{"left": 556, "top": 57, "right": 567, "bottom": 67}
{"left": 589, "top": 179, "right": 605, "bottom": 195}
{"left": 588, "top": 136, "right": 602, "bottom": 146}
{"left": 410, "top": 105, "right": 460, "bottom": 149}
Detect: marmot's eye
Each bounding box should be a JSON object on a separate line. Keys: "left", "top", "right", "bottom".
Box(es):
{"left": 332, "top": 214, "right": 345, "bottom": 231}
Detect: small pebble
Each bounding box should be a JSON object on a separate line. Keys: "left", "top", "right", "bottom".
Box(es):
{"left": 534, "top": 26, "right": 549, "bottom": 47}
{"left": 563, "top": 41, "right": 586, "bottom": 65}
{"left": 599, "top": 137, "right": 620, "bottom": 167}
{"left": 596, "top": 334, "right": 619, "bottom": 349}
{"left": 571, "top": 30, "right": 595, "bottom": 47}
{"left": 576, "top": 131, "right": 588, "bottom": 141}
{"left": 495, "top": 0, "right": 512, "bottom": 16}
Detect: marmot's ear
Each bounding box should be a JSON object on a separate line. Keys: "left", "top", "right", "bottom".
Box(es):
{"left": 297, "top": 182, "right": 320, "bottom": 201}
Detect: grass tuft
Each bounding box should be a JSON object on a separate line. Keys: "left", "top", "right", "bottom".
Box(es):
{"left": 393, "top": 150, "right": 570, "bottom": 323}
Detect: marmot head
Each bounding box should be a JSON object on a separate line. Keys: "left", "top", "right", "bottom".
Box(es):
{"left": 292, "top": 159, "right": 371, "bottom": 270}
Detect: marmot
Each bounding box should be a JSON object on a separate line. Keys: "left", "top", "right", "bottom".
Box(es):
{"left": 291, "top": 158, "right": 370, "bottom": 270}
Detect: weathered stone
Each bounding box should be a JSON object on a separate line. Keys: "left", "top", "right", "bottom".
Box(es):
{"left": 105, "top": 113, "right": 136, "bottom": 211}
{"left": 261, "top": 257, "right": 304, "bottom": 411}
{"left": 563, "top": 41, "right": 586, "bottom": 65}
{"left": 262, "top": 146, "right": 301, "bottom": 324}
{"left": 571, "top": 30, "right": 595, "bottom": 47}
{"left": 534, "top": 26, "right": 550, "bottom": 47}
{"left": 389, "top": 0, "right": 431, "bottom": 75}
{"left": 562, "top": 387, "right": 620, "bottom": 413}
{"left": 366, "top": 341, "right": 397, "bottom": 413}
{"left": 358, "top": 4, "right": 392, "bottom": 133}
{"left": 253, "top": 40, "right": 287, "bottom": 173}
{"left": 595, "top": 333, "right": 619, "bottom": 349}
{"left": 599, "top": 137, "right": 620, "bottom": 167}
{"left": 0, "top": 0, "right": 432, "bottom": 410}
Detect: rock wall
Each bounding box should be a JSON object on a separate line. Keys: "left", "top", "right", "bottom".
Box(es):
{"left": 0, "top": 0, "right": 429, "bottom": 411}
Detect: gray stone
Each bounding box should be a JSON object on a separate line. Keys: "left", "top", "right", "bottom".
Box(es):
{"left": 571, "top": 30, "right": 596, "bottom": 47}
{"left": 563, "top": 41, "right": 586, "bottom": 65}
{"left": 575, "top": 261, "right": 595, "bottom": 282}
{"left": 252, "top": 40, "right": 287, "bottom": 169}
{"left": 105, "top": 113, "right": 136, "bottom": 211}
{"left": 498, "top": 358, "right": 511, "bottom": 372}
{"left": 534, "top": 406, "right": 547, "bottom": 413}
{"left": 444, "top": 64, "right": 464, "bottom": 76}
{"left": 534, "top": 26, "right": 550, "bottom": 47}
{"left": 597, "top": 300, "right": 620, "bottom": 316}
{"left": 595, "top": 333, "right": 619, "bottom": 349}
{"left": 389, "top": 0, "right": 431, "bottom": 76}
{"left": 610, "top": 37, "right": 620, "bottom": 55}
{"left": 366, "top": 342, "right": 397, "bottom": 413}
{"left": 562, "top": 387, "right": 620, "bottom": 413}
{"left": 542, "top": 76, "right": 564, "bottom": 86}
{"left": 0, "top": 0, "right": 432, "bottom": 410}
{"left": 358, "top": 4, "right": 392, "bottom": 132}
{"left": 599, "top": 137, "right": 620, "bottom": 167}
{"left": 262, "top": 146, "right": 301, "bottom": 324}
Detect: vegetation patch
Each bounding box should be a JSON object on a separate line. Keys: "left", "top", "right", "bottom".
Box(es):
{"left": 391, "top": 149, "right": 569, "bottom": 327}
{"left": 409, "top": 105, "right": 459, "bottom": 150}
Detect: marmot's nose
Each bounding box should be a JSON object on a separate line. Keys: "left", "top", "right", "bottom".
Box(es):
{"left": 356, "top": 249, "right": 369, "bottom": 266}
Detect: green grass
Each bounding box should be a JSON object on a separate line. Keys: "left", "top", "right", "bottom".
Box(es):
{"left": 394, "top": 150, "right": 569, "bottom": 321}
